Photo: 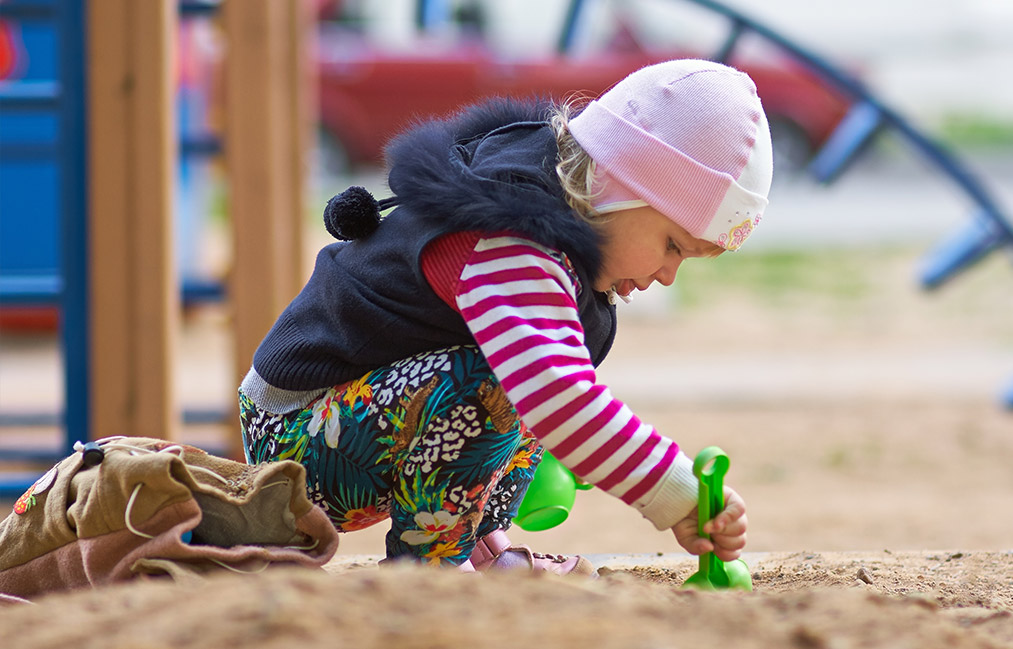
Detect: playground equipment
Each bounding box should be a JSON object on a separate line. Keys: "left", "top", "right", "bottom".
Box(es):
{"left": 0, "top": 0, "right": 89, "bottom": 465}
{"left": 0, "top": 0, "right": 311, "bottom": 497}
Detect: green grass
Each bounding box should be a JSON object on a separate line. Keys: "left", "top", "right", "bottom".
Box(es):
{"left": 674, "top": 247, "right": 874, "bottom": 308}
{"left": 937, "top": 113, "right": 1013, "bottom": 149}
{"left": 667, "top": 244, "right": 1012, "bottom": 347}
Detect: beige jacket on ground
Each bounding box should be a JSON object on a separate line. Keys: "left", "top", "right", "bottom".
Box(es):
{"left": 0, "top": 437, "right": 339, "bottom": 602}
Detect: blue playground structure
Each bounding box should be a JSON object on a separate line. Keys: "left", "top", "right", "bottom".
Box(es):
{"left": 1, "top": 0, "right": 1010, "bottom": 497}
{"left": 0, "top": 0, "right": 89, "bottom": 471}
{"left": 0, "top": 0, "right": 224, "bottom": 496}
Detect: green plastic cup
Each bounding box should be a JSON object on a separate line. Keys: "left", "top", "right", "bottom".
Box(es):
{"left": 515, "top": 451, "right": 576, "bottom": 531}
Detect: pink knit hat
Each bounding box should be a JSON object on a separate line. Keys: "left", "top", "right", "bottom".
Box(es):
{"left": 568, "top": 59, "right": 773, "bottom": 250}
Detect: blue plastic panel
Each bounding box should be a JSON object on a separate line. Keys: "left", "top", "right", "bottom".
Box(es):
{"left": 1, "top": 15, "right": 62, "bottom": 282}
{"left": 1, "top": 17, "right": 57, "bottom": 81}
{"left": 0, "top": 111, "right": 57, "bottom": 144}
{"left": 0, "top": 159, "right": 60, "bottom": 276}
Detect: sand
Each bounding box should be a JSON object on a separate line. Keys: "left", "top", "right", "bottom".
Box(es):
{"left": 2, "top": 550, "right": 1012, "bottom": 648}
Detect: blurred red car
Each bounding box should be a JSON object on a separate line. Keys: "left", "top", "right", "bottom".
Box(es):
{"left": 315, "top": 0, "right": 852, "bottom": 173}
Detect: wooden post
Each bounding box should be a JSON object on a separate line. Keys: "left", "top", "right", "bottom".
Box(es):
{"left": 223, "top": 0, "right": 308, "bottom": 456}
{"left": 288, "top": 0, "right": 314, "bottom": 274}
{"left": 87, "top": 0, "right": 180, "bottom": 440}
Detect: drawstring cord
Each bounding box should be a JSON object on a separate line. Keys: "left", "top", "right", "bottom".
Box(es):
{"left": 607, "top": 285, "right": 632, "bottom": 305}
{"left": 77, "top": 438, "right": 320, "bottom": 571}
{"left": 124, "top": 483, "right": 154, "bottom": 539}
{"left": 76, "top": 438, "right": 230, "bottom": 484}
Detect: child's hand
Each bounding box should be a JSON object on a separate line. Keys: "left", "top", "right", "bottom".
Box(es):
{"left": 671, "top": 486, "right": 748, "bottom": 562}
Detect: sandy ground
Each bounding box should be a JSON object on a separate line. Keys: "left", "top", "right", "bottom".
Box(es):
{"left": 2, "top": 550, "right": 1012, "bottom": 649}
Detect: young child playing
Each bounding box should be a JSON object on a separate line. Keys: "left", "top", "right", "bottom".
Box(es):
{"left": 239, "top": 59, "right": 771, "bottom": 576}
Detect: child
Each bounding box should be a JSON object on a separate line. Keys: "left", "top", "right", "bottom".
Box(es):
{"left": 239, "top": 59, "right": 770, "bottom": 576}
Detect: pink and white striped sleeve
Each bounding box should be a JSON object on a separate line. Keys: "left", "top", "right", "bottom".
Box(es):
{"left": 454, "top": 235, "right": 698, "bottom": 530}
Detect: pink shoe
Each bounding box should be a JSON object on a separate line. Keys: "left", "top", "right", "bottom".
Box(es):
{"left": 469, "top": 529, "right": 597, "bottom": 578}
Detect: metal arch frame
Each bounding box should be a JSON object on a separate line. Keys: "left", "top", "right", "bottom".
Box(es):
{"left": 556, "top": 0, "right": 1013, "bottom": 280}
{"left": 557, "top": 0, "right": 1013, "bottom": 406}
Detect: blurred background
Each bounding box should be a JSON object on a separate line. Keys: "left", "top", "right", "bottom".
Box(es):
{"left": 1, "top": 0, "right": 1011, "bottom": 551}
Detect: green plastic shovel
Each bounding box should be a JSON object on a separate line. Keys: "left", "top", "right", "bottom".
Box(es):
{"left": 682, "top": 446, "right": 753, "bottom": 591}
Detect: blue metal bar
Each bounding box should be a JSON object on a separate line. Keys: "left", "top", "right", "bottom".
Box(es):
{"left": 0, "top": 447, "right": 63, "bottom": 462}
{"left": 0, "top": 407, "right": 228, "bottom": 428}
{"left": 0, "top": 142, "right": 59, "bottom": 157}
{"left": 883, "top": 116, "right": 1013, "bottom": 243}
{"left": 0, "top": 275, "right": 62, "bottom": 303}
{"left": 178, "top": 0, "right": 221, "bottom": 18}
{"left": 414, "top": 0, "right": 429, "bottom": 30}
{"left": 808, "top": 100, "right": 885, "bottom": 183}
{"left": 57, "top": 0, "right": 90, "bottom": 456}
{"left": 0, "top": 0, "right": 56, "bottom": 20}
{"left": 556, "top": 0, "right": 585, "bottom": 54}
{"left": 180, "top": 133, "right": 223, "bottom": 157}
{"left": 182, "top": 278, "right": 226, "bottom": 305}
{"left": 686, "top": 0, "right": 873, "bottom": 100}
{"left": 182, "top": 408, "right": 230, "bottom": 425}
{"left": 0, "top": 81, "right": 61, "bottom": 106}
{"left": 918, "top": 212, "right": 1006, "bottom": 290}
{"left": 712, "top": 16, "right": 745, "bottom": 63}
{"left": 1, "top": 274, "right": 224, "bottom": 306}
{"left": 0, "top": 412, "right": 61, "bottom": 427}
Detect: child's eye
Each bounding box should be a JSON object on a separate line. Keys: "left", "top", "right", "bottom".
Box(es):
{"left": 667, "top": 238, "right": 681, "bottom": 254}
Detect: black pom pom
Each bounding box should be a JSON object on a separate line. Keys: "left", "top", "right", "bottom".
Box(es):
{"left": 323, "top": 186, "right": 381, "bottom": 241}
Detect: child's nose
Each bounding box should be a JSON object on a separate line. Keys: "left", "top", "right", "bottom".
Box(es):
{"left": 653, "top": 258, "right": 682, "bottom": 286}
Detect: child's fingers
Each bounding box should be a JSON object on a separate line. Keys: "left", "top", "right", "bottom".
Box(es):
{"left": 703, "top": 509, "right": 747, "bottom": 536}
{"left": 672, "top": 484, "right": 748, "bottom": 557}
{"left": 702, "top": 511, "right": 745, "bottom": 536}
{"left": 713, "top": 524, "right": 747, "bottom": 548}
{"left": 683, "top": 535, "right": 714, "bottom": 556}
{"left": 672, "top": 516, "right": 712, "bottom": 556}
{"left": 712, "top": 543, "right": 745, "bottom": 562}
{"left": 702, "top": 487, "right": 747, "bottom": 534}
{"left": 704, "top": 486, "right": 748, "bottom": 561}
{"left": 710, "top": 518, "right": 747, "bottom": 561}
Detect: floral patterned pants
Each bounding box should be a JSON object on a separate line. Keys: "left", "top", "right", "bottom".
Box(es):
{"left": 240, "top": 345, "right": 542, "bottom": 566}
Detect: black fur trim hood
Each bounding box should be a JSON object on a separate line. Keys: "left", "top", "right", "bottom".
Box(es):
{"left": 382, "top": 98, "right": 605, "bottom": 281}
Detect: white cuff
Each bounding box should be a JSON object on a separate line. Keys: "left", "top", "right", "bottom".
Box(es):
{"left": 634, "top": 450, "right": 699, "bottom": 530}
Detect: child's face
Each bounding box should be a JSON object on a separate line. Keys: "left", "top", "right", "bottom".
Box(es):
{"left": 593, "top": 205, "right": 723, "bottom": 297}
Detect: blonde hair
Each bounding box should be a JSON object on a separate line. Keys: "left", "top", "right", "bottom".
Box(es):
{"left": 549, "top": 98, "right": 600, "bottom": 223}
